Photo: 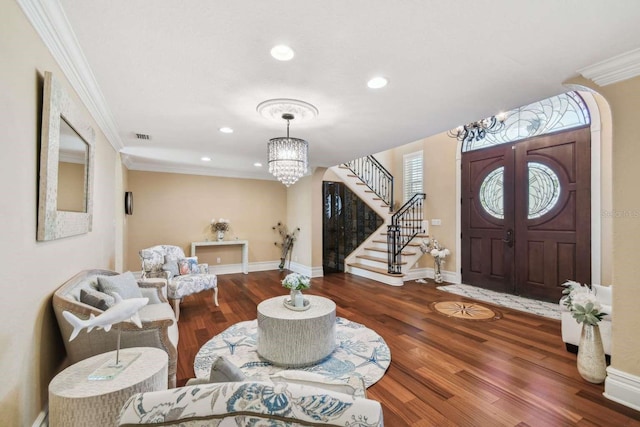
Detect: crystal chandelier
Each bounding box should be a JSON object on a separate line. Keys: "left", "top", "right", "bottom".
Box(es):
{"left": 448, "top": 113, "right": 506, "bottom": 143}
{"left": 267, "top": 113, "right": 308, "bottom": 186}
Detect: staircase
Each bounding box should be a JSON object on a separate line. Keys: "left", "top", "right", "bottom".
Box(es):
{"left": 330, "top": 160, "right": 427, "bottom": 286}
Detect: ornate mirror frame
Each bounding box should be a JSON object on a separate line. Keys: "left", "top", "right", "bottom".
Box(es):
{"left": 37, "top": 71, "right": 95, "bottom": 241}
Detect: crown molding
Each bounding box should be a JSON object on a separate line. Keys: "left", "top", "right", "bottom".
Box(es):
{"left": 578, "top": 48, "right": 640, "bottom": 87}
{"left": 124, "top": 157, "right": 277, "bottom": 181}
{"left": 17, "top": 0, "right": 124, "bottom": 151}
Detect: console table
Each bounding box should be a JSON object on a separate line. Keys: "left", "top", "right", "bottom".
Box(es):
{"left": 191, "top": 240, "right": 249, "bottom": 274}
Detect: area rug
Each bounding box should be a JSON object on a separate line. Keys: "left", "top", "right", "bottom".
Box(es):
{"left": 194, "top": 317, "right": 391, "bottom": 388}
{"left": 437, "top": 284, "right": 561, "bottom": 320}
{"left": 431, "top": 301, "right": 501, "bottom": 321}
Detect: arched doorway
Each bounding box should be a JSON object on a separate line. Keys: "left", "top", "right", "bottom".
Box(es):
{"left": 459, "top": 92, "right": 593, "bottom": 301}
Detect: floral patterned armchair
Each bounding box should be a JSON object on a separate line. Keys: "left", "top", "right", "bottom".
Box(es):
{"left": 139, "top": 245, "right": 218, "bottom": 319}
{"left": 118, "top": 381, "right": 383, "bottom": 426}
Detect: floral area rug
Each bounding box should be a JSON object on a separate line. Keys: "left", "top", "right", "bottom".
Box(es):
{"left": 194, "top": 317, "right": 390, "bottom": 388}
{"left": 436, "top": 283, "right": 561, "bottom": 320}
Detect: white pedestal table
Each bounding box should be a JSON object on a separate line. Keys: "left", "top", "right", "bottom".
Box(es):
{"left": 48, "top": 347, "right": 168, "bottom": 427}
{"left": 257, "top": 295, "right": 336, "bottom": 367}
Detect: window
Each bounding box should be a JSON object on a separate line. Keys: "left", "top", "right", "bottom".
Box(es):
{"left": 403, "top": 151, "right": 423, "bottom": 202}
{"left": 462, "top": 91, "right": 591, "bottom": 152}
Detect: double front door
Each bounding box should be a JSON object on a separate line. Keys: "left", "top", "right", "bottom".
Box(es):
{"left": 461, "top": 126, "right": 591, "bottom": 302}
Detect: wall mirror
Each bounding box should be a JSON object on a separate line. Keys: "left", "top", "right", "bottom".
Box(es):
{"left": 37, "top": 71, "right": 95, "bottom": 241}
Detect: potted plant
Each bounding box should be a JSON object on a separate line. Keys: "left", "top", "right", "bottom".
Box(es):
{"left": 211, "top": 218, "right": 230, "bottom": 241}
{"left": 281, "top": 273, "right": 311, "bottom": 308}
{"left": 419, "top": 238, "right": 450, "bottom": 283}
{"left": 562, "top": 280, "right": 608, "bottom": 383}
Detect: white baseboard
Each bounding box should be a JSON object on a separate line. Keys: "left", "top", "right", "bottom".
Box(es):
{"left": 310, "top": 266, "right": 324, "bottom": 278}
{"left": 248, "top": 261, "right": 281, "bottom": 273}
{"left": 209, "top": 261, "right": 280, "bottom": 275}
{"left": 285, "top": 262, "right": 324, "bottom": 278}
{"left": 405, "top": 267, "right": 460, "bottom": 284}
{"left": 32, "top": 406, "right": 48, "bottom": 427}
{"left": 404, "top": 268, "right": 429, "bottom": 281}
{"left": 604, "top": 367, "right": 640, "bottom": 411}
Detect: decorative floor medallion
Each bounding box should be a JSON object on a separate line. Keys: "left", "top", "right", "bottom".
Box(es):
{"left": 431, "top": 301, "right": 501, "bottom": 321}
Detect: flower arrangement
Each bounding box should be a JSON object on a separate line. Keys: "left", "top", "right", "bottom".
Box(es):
{"left": 273, "top": 222, "right": 300, "bottom": 270}
{"left": 281, "top": 272, "right": 311, "bottom": 291}
{"left": 419, "top": 237, "right": 450, "bottom": 283}
{"left": 211, "top": 218, "right": 230, "bottom": 232}
{"left": 562, "top": 280, "right": 607, "bottom": 325}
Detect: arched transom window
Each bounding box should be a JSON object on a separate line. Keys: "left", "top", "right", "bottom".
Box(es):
{"left": 462, "top": 91, "right": 590, "bottom": 152}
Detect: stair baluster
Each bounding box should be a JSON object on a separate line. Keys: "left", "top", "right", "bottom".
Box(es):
{"left": 344, "top": 155, "right": 393, "bottom": 212}
{"left": 388, "top": 193, "right": 426, "bottom": 274}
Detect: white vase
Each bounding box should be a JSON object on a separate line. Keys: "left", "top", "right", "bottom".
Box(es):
{"left": 289, "top": 289, "right": 302, "bottom": 306}
{"left": 216, "top": 230, "right": 225, "bottom": 241}
{"left": 434, "top": 258, "right": 444, "bottom": 284}
{"left": 577, "top": 323, "right": 607, "bottom": 383}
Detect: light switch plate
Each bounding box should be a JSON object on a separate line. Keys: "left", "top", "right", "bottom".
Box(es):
{"left": 431, "top": 219, "right": 442, "bottom": 226}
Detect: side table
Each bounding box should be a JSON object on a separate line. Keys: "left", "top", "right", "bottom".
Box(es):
{"left": 257, "top": 295, "right": 336, "bottom": 367}
{"left": 49, "top": 347, "right": 168, "bottom": 427}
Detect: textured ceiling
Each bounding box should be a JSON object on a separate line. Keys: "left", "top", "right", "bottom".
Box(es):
{"left": 58, "top": 0, "right": 640, "bottom": 181}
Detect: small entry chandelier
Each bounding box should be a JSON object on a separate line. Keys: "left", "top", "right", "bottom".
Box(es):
{"left": 268, "top": 113, "right": 308, "bottom": 187}
{"left": 448, "top": 113, "right": 507, "bottom": 143}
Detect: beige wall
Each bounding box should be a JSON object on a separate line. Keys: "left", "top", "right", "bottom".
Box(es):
{"left": 567, "top": 75, "right": 640, "bottom": 377}
{"left": 286, "top": 175, "right": 313, "bottom": 268}
{"left": 387, "top": 135, "right": 458, "bottom": 271}
{"left": 126, "top": 171, "right": 286, "bottom": 270}
{"left": 0, "top": 1, "right": 119, "bottom": 424}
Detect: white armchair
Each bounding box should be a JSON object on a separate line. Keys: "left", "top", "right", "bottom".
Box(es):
{"left": 560, "top": 284, "right": 612, "bottom": 356}
{"left": 139, "top": 245, "right": 218, "bottom": 319}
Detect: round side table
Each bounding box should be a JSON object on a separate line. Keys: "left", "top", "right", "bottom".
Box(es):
{"left": 49, "top": 347, "right": 168, "bottom": 427}
{"left": 257, "top": 295, "right": 336, "bottom": 367}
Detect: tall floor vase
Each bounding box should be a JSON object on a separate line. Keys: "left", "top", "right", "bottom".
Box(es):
{"left": 577, "top": 323, "right": 607, "bottom": 384}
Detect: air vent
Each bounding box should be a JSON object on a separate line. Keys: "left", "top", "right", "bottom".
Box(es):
{"left": 135, "top": 133, "right": 151, "bottom": 140}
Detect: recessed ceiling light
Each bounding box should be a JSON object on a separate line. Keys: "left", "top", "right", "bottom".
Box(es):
{"left": 270, "top": 45, "right": 295, "bottom": 61}
{"left": 201, "top": 157, "right": 211, "bottom": 162}
{"left": 254, "top": 162, "right": 263, "bottom": 167}
{"left": 219, "top": 127, "right": 234, "bottom": 133}
{"left": 367, "top": 76, "right": 388, "bottom": 89}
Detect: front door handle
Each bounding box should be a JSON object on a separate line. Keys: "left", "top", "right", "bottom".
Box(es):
{"left": 502, "top": 229, "right": 514, "bottom": 247}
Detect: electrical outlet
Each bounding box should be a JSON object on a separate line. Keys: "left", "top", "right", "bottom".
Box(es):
{"left": 216, "top": 257, "right": 221, "bottom": 263}
{"left": 431, "top": 219, "right": 442, "bottom": 226}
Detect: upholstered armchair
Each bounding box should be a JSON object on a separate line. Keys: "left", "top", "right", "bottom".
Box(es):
{"left": 52, "top": 269, "right": 179, "bottom": 387}
{"left": 119, "top": 380, "right": 383, "bottom": 426}
{"left": 139, "top": 245, "right": 218, "bottom": 319}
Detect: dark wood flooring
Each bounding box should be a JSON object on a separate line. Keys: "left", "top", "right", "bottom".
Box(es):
{"left": 175, "top": 270, "right": 640, "bottom": 426}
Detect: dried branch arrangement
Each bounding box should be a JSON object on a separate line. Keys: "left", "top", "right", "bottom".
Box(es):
{"left": 273, "top": 222, "right": 300, "bottom": 270}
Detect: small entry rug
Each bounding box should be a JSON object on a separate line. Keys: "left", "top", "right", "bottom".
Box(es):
{"left": 194, "top": 318, "right": 390, "bottom": 388}
{"left": 437, "top": 284, "right": 561, "bottom": 320}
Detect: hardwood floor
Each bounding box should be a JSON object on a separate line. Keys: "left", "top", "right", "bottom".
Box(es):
{"left": 176, "top": 270, "right": 640, "bottom": 426}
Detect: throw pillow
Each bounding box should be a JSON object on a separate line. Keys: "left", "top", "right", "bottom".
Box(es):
{"left": 97, "top": 271, "right": 143, "bottom": 300}
{"left": 162, "top": 259, "right": 179, "bottom": 279}
{"left": 177, "top": 256, "right": 200, "bottom": 275}
{"left": 269, "top": 371, "right": 363, "bottom": 397}
{"left": 208, "top": 355, "right": 246, "bottom": 383}
{"left": 80, "top": 288, "right": 115, "bottom": 311}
